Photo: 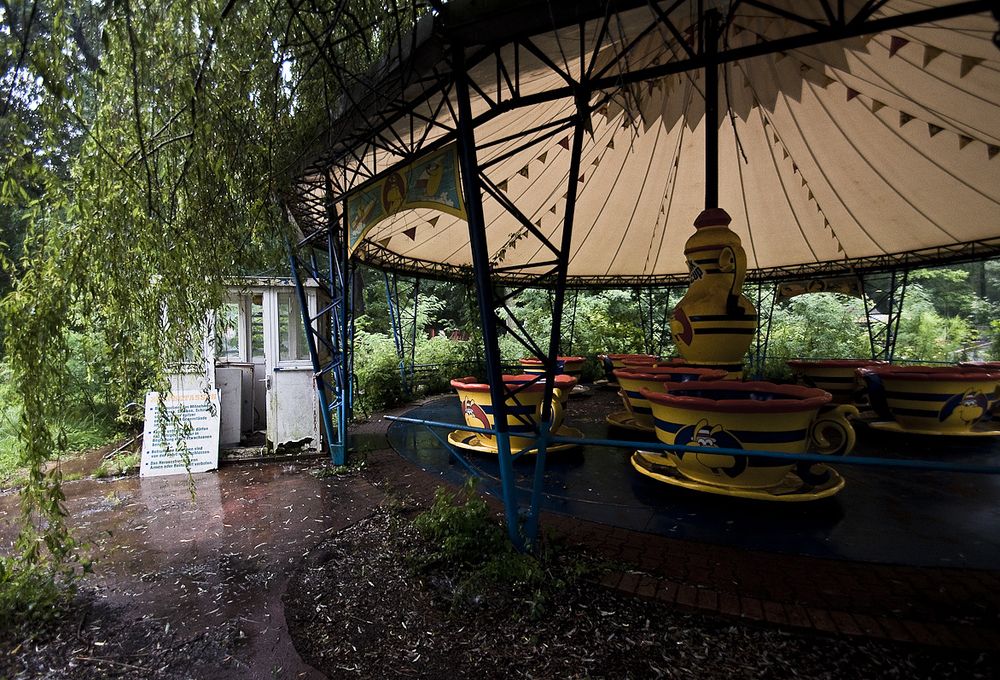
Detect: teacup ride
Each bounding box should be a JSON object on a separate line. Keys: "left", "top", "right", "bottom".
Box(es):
{"left": 787, "top": 359, "right": 888, "bottom": 406}
{"left": 597, "top": 353, "right": 659, "bottom": 388}
{"left": 608, "top": 365, "right": 727, "bottom": 433}
{"left": 449, "top": 374, "right": 584, "bottom": 454}
{"left": 519, "top": 356, "right": 590, "bottom": 398}
{"left": 858, "top": 365, "right": 1000, "bottom": 437}
{"left": 631, "top": 381, "right": 859, "bottom": 501}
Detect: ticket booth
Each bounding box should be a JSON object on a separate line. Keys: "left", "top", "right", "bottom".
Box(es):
{"left": 172, "top": 278, "right": 327, "bottom": 454}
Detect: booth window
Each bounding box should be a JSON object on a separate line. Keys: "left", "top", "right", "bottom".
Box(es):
{"left": 216, "top": 302, "right": 241, "bottom": 361}
{"left": 277, "top": 292, "right": 310, "bottom": 362}
{"left": 251, "top": 294, "right": 265, "bottom": 361}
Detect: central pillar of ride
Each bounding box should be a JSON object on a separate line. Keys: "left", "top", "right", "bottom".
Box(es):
{"left": 669, "top": 10, "right": 757, "bottom": 379}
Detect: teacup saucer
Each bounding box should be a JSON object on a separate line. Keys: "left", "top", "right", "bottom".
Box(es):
{"left": 630, "top": 451, "right": 845, "bottom": 501}
{"left": 606, "top": 410, "right": 655, "bottom": 433}
{"left": 868, "top": 421, "right": 1000, "bottom": 437}
{"left": 446, "top": 425, "right": 585, "bottom": 454}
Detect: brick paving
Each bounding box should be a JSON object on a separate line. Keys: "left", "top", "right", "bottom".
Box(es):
{"left": 362, "top": 441, "right": 1000, "bottom": 652}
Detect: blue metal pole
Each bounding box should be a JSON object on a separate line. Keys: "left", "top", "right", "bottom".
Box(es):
{"left": 527, "top": 98, "right": 587, "bottom": 549}
{"left": 453, "top": 43, "right": 525, "bottom": 550}
{"left": 284, "top": 232, "right": 338, "bottom": 463}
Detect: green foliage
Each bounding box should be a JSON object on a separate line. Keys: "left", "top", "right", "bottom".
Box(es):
{"left": 0, "top": 555, "right": 76, "bottom": 641}
{"left": 352, "top": 330, "right": 406, "bottom": 413}
{"left": 412, "top": 479, "right": 586, "bottom": 619}
{"left": 894, "top": 284, "right": 973, "bottom": 363}
{"left": 92, "top": 451, "right": 139, "bottom": 479}
{"left": 764, "top": 294, "right": 869, "bottom": 378}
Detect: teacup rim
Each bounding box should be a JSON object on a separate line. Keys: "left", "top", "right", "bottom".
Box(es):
{"left": 451, "top": 373, "right": 578, "bottom": 393}
{"left": 518, "top": 356, "right": 585, "bottom": 365}
{"left": 787, "top": 359, "right": 888, "bottom": 369}
{"left": 858, "top": 365, "right": 1000, "bottom": 381}
{"left": 614, "top": 367, "right": 728, "bottom": 381}
{"left": 598, "top": 353, "right": 659, "bottom": 361}
{"left": 641, "top": 380, "right": 832, "bottom": 413}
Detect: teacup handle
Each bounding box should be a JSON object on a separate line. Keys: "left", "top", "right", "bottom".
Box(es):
{"left": 809, "top": 404, "right": 859, "bottom": 456}
{"left": 535, "top": 392, "right": 565, "bottom": 434}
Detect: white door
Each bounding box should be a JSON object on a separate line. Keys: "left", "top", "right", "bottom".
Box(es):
{"left": 263, "top": 287, "right": 321, "bottom": 450}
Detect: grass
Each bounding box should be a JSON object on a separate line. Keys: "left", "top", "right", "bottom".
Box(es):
{"left": 411, "top": 479, "right": 593, "bottom": 619}
{"left": 92, "top": 451, "right": 140, "bottom": 479}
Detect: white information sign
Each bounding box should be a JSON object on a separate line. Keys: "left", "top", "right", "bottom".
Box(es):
{"left": 140, "top": 390, "right": 221, "bottom": 478}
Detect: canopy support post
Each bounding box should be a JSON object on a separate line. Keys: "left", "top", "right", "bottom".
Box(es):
{"left": 704, "top": 8, "right": 721, "bottom": 210}
{"left": 528, "top": 93, "right": 588, "bottom": 549}
{"left": 284, "top": 186, "right": 351, "bottom": 465}
{"left": 454, "top": 44, "right": 525, "bottom": 551}
{"left": 384, "top": 272, "right": 410, "bottom": 395}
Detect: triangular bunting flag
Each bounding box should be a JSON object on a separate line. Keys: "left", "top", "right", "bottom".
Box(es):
{"left": 660, "top": 205, "right": 665, "bottom": 214}
{"left": 800, "top": 63, "right": 813, "bottom": 74}
{"left": 801, "top": 176, "right": 807, "bottom": 187}
{"left": 733, "top": 24, "right": 744, "bottom": 36}
{"left": 989, "top": 145, "right": 999, "bottom": 160}
{"left": 537, "top": 151, "right": 548, "bottom": 164}
{"left": 928, "top": 123, "right": 944, "bottom": 137}
{"left": 846, "top": 87, "right": 860, "bottom": 101}
{"left": 558, "top": 136, "right": 570, "bottom": 150}
{"left": 960, "top": 55, "right": 983, "bottom": 78}
{"left": 743, "top": 76, "right": 751, "bottom": 89}
{"left": 782, "top": 148, "right": 789, "bottom": 159}
{"left": 808, "top": 190, "right": 815, "bottom": 201}
{"left": 598, "top": 105, "right": 609, "bottom": 118}
{"left": 607, "top": 139, "right": 615, "bottom": 150}
{"left": 773, "top": 132, "right": 780, "bottom": 144}
{"left": 534, "top": 219, "right": 542, "bottom": 228}
{"left": 377, "top": 237, "right": 391, "bottom": 248}
{"left": 871, "top": 100, "right": 885, "bottom": 113}
{"left": 592, "top": 156, "right": 600, "bottom": 167}
{"left": 889, "top": 36, "right": 909, "bottom": 57}
{"left": 923, "top": 45, "right": 943, "bottom": 68}
{"left": 578, "top": 174, "right": 585, "bottom": 183}
{"left": 549, "top": 205, "right": 557, "bottom": 214}
{"left": 427, "top": 216, "right": 439, "bottom": 228}
{"left": 899, "top": 112, "right": 914, "bottom": 127}
{"left": 497, "top": 179, "right": 509, "bottom": 192}
{"left": 816, "top": 75, "right": 835, "bottom": 88}
{"left": 403, "top": 226, "right": 417, "bottom": 240}
{"left": 958, "top": 135, "right": 974, "bottom": 149}
{"left": 518, "top": 166, "right": 529, "bottom": 178}
{"left": 562, "top": 192, "right": 568, "bottom": 199}
{"left": 792, "top": 163, "right": 799, "bottom": 174}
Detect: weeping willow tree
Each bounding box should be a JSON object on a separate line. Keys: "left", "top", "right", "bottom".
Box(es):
{"left": 0, "top": 0, "right": 425, "bottom": 613}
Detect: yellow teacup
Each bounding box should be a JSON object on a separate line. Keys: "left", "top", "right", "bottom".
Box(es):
{"left": 858, "top": 365, "right": 1000, "bottom": 433}
{"left": 787, "top": 359, "right": 887, "bottom": 404}
{"left": 598, "top": 354, "right": 659, "bottom": 382}
{"left": 450, "top": 374, "right": 577, "bottom": 450}
{"left": 519, "top": 356, "right": 585, "bottom": 379}
{"left": 613, "top": 366, "right": 728, "bottom": 430}
{"left": 642, "top": 381, "right": 858, "bottom": 490}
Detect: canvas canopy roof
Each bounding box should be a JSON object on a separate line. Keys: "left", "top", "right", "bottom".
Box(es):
{"left": 287, "top": 0, "right": 1000, "bottom": 286}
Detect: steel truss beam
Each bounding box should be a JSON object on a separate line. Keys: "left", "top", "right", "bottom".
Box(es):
{"left": 747, "top": 282, "right": 778, "bottom": 379}
{"left": 350, "top": 238, "right": 1000, "bottom": 290}
{"left": 861, "top": 270, "right": 908, "bottom": 362}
